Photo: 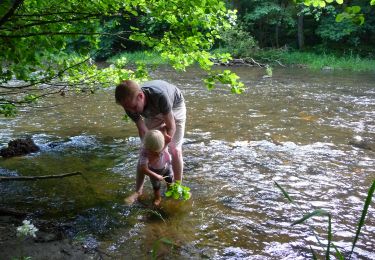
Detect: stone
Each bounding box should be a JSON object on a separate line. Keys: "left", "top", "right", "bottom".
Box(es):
{"left": 0, "top": 137, "right": 40, "bottom": 158}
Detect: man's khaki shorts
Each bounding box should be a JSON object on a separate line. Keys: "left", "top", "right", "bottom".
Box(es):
{"left": 144, "top": 102, "right": 186, "bottom": 149}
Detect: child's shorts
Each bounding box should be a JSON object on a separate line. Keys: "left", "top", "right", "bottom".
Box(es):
{"left": 149, "top": 165, "right": 173, "bottom": 190}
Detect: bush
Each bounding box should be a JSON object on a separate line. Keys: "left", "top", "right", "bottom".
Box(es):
{"left": 218, "top": 25, "right": 258, "bottom": 58}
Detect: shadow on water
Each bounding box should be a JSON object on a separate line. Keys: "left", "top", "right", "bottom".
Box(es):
{"left": 0, "top": 66, "right": 374, "bottom": 259}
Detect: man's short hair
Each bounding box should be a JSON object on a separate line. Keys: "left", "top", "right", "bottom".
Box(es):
{"left": 115, "top": 80, "right": 140, "bottom": 104}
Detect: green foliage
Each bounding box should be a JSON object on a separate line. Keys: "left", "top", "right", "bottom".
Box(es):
{"left": 265, "top": 65, "right": 273, "bottom": 77}
{"left": 256, "top": 49, "right": 375, "bottom": 71}
{"left": 275, "top": 180, "right": 375, "bottom": 259}
{"left": 0, "top": 0, "right": 243, "bottom": 116}
{"left": 218, "top": 25, "right": 258, "bottom": 58}
{"left": 241, "top": 0, "right": 296, "bottom": 48}
{"left": 296, "top": 0, "right": 372, "bottom": 24}
{"left": 122, "top": 114, "right": 130, "bottom": 122}
{"left": 350, "top": 180, "right": 375, "bottom": 258}
{"left": 24, "top": 94, "right": 38, "bottom": 104}
{"left": 204, "top": 70, "right": 245, "bottom": 94}
{"left": 316, "top": 15, "right": 360, "bottom": 43}
{"left": 274, "top": 181, "right": 293, "bottom": 203}
{"left": 0, "top": 103, "right": 17, "bottom": 117}
{"left": 165, "top": 181, "right": 191, "bottom": 200}
{"left": 336, "top": 6, "right": 365, "bottom": 25}
{"left": 292, "top": 209, "right": 332, "bottom": 259}
{"left": 108, "top": 51, "right": 166, "bottom": 66}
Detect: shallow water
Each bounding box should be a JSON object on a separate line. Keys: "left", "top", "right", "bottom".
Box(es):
{"left": 1, "top": 66, "right": 374, "bottom": 259}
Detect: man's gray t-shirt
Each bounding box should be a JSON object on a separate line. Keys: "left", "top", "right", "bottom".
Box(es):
{"left": 126, "top": 80, "right": 184, "bottom": 122}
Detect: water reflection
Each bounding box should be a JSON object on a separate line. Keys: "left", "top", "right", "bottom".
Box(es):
{"left": 0, "top": 66, "right": 374, "bottom": 259}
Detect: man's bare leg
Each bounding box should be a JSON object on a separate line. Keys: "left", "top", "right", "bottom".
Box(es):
{"left": 170, "top": 146, "right": 183, "bottom": 182}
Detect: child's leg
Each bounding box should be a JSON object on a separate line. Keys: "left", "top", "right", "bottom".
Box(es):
{"left": 124, "top": 164, "right": 145, "bottom": 205}
{"left": 124, "top": 192, "right": 140, "bottom": 205}
{"left": 153, "top": 189, "right": 162, "bottom": 207}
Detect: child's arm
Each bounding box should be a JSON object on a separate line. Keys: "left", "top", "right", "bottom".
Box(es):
{"left": 139, "top": 164, "right": 164, "bottom": 182}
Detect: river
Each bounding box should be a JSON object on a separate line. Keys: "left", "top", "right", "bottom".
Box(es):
{"left": 1, "top": 66, "right": 374, "bottom": 259}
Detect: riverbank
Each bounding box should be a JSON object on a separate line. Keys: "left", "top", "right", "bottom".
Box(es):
{"left": 253, "top": 49, "right": 375, "bottom": 72}
{"left": 108, "top": 50, "right": 375, "bottom": 72}
{"left": 0, "top": 215, "right": 97, "bottom": 260}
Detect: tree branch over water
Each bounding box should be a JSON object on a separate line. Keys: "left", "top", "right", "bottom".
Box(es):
{"left": 0, "top": 171, "right": 82, "bottom": 182}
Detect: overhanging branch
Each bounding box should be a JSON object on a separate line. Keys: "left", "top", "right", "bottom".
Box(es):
{"left": 0, "top": 0, "right": 24, "bottom": 28}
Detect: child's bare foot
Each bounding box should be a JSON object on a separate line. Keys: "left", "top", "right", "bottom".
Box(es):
{"left": 153, "top": 189, "right": 162, "bottom": 207}
{"left": 153, "top": 197, "right": 162, "bottom": 207}
{"left": 124, "top": 192, "right": 140, "bottom": 205}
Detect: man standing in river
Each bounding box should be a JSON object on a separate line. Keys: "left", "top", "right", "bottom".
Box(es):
{"left": 115, "top": 79, "right": 186, "bottom": 204}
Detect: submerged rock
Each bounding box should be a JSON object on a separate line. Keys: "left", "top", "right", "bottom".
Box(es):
{"left": 349, "top": 136, "right": 374, "bottom": 151}
{"left": 0, "top": 137, "right": 40, "bottom": 158}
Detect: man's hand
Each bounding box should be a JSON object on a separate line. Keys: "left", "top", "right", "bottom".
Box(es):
{"left": 164, "top": 133, "right": 172, "bottom": 145}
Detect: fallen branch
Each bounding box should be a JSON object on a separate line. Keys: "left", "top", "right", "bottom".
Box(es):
{"left": 0, "top": 171, "right": 82, "bottom": 182}
{"left": 275, "top": 59, "right": 286, "bottom": 67}
{"left": 0, "top": 208, "right": 27, "bottom": 217}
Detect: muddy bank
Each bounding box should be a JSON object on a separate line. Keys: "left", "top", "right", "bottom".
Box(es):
{"left": 0, "top": 215, "right": 98, "bottom": 260}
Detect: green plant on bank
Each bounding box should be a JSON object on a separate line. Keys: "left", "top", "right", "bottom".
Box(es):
{"left": 254, "top": 49, "right": 375, "bottom": 72}
{"left": 216, "top": 24, "right": 258, "bottom": 58}
{"left": 165, "top": 181, "right": 191, "bottom": 200}
{"left": 13, "top": 219, "right": 39, "bottom": 260}
{"left": 275, "top": 180, "right": 375, "bottom": 259}
{"left": 265, "top": 65, "right": 273, "bottom": 77}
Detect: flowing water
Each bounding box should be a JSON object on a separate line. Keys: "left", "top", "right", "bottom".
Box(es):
{"left": 0, "top": 66, "right": 374, "bottom": 259}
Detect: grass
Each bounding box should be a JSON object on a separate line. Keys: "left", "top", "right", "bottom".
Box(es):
{"left": 275, "top": 179, "right": 375, "bottom": 259}
{"left": 107, "top": 49, "right": 375, "bottom": 72}
{"left": 107, "top": 51, "right": 166, "bottom": 65}
{"left": 254, "top": 49, "right": 375, "bottom": 72}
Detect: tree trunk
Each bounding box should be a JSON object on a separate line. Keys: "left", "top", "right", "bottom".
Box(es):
{"left": 297, "top": 14, "right": 304, "bottom": 49}
{"left": 275, "top": 23, "right": 280, "bottom": 48}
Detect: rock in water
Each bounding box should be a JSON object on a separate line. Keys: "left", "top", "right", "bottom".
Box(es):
{"left": 349, "top": 135, "right": 374, "bottom": 151}
{"left": 0, "top": 137, "right": 40, "bottom": 158}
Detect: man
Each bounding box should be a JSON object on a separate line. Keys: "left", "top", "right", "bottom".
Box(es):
{"left": 115, "top": 79, "right": 186, "bottom": 204}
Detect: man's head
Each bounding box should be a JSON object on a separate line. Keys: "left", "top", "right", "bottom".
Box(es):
{"left": 115, "top": 80, "right": 145, "bottom": 113}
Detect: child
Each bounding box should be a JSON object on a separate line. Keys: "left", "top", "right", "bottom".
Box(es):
{"left": 125, "top": 129, "right": 173, "bottom": 207}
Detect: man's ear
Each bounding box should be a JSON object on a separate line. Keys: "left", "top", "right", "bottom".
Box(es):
{"left": 138, "top": 92, "right": 145, "bottom": 102}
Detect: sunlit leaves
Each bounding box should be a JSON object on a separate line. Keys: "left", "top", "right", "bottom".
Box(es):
{"left": 165, "top": 181, "right": 191, "bottom": 200}
{"left": 1, "top": 0, "right": 245, "bottom": 116}
{"left": 0, "top": 103, "right": 17, "bottom": 117}
{"left": 24, "top": 94, "right": 38, "bottom": 103}
{"left": 204, "top": 70, "right": 245, "bottom": 94}
{"left": 336, "top": 6, "right": 365, "bottom": 25}
{"left": 295, "top": 0, "right": 369, "bottom": 25}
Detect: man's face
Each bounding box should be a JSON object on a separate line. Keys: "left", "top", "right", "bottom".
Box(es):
{"left": 121, "top": 93, "right": 144, "bottom": 113}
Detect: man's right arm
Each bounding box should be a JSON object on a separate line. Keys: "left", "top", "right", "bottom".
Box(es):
{"left": 135, "top": 118, "right": 148, "bottom": 140}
